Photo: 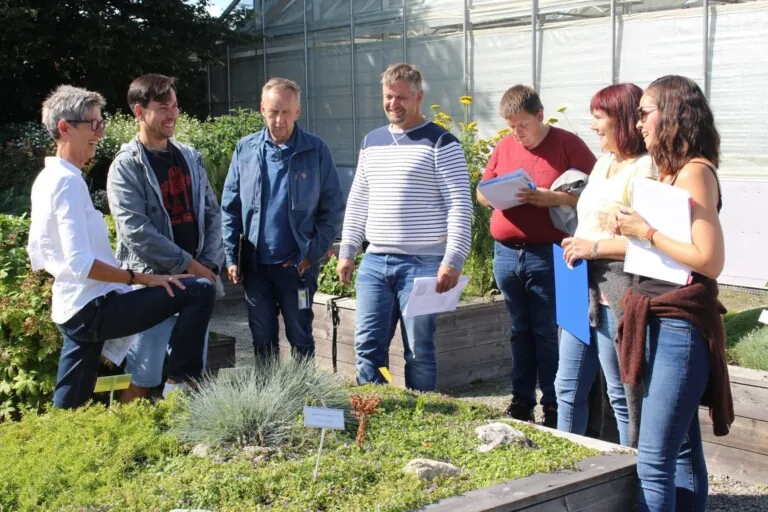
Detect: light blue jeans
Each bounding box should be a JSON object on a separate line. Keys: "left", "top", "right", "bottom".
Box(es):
{"left": 125, "top": 315, "right": 210, "bottom": 388}
{"left": 637, "top": 316, "right": 710, "bottom": 512}
{"left": 555, "top": 304, "right": 630, "bottom": 445}
{"left": 353, "top": 253, "right": 443, "bottom": 392}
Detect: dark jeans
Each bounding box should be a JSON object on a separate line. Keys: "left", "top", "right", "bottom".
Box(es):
{"left": 53, "top": 277, "right": 215, "bottom": 409}
{"left": 243, "top": 264, "right": 317, "bottom": 361}
{"left": 493, "top": 242, "right": 559, "bottom": 408}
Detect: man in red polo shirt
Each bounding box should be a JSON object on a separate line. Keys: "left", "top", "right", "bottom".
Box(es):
{"left": 478, "top": 85, "right": 596, "bottom": 427}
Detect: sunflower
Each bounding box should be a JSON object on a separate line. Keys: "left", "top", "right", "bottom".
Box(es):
{"left": 556, "top": 105, "right": 568, "bottom": 113}
{"left": 430, "top": 104, "right": 441, "bottom": 110}
{"left": 459, "top": 96, "right": 473, "bottom": 106}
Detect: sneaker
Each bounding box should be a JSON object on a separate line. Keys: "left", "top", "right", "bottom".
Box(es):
{"left": 504, "top": 398, "right": 535, "bottom": 422}
{"left": 543, "top": 404, "right": 558, "bottom": 429}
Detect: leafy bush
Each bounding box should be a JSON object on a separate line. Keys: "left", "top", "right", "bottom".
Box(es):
{"left": 0, "top": 123, "right": 54, "bottom": 215}
{"left": 0, "top": 215, "right": 59, "bottom": 420}
{"left": 171, "top": 358, "right": 348, "bottom": 449}
{"left": 0, "top": 214, "right": 118, "bottom": 420}
{"left": 190, "top": 108, "right": 266, "bottom": 197}
{"left": 317, "top": 254, "right": 361, "bottom": 297}
{"left": 0, "top": 386, "right": 595, "bottom": 512}
{"left": 0, "top": 108, "right": 265, "bottom": 214}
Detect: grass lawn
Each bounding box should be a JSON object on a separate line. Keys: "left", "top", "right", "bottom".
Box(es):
{"left": 0, "top": 387, "right": 596, "bottom": 512}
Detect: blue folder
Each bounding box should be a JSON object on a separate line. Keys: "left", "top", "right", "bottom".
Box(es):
{"left": 552, "top": 243, "right": 591, "bottom": 345}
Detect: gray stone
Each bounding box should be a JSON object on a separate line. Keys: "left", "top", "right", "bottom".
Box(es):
{"left": 475, "top": 422, "right": 536, "bottom": 452}
{"left": 404, "top": 458, "right": 463, "bottom": 481}
{"left": 191, "top": 443, "right": 209, "bottom": 458}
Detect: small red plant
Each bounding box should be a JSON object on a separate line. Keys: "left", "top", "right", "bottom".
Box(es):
{"left": 350, "top": 394, "right": 381, "bottom": 449}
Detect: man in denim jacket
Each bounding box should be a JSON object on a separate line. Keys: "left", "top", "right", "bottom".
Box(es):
{"left": 107, "top": 74, "right": 224, "bottom": 401}
{"left": 221, "top": 77, "right": 345, "bottom": 361}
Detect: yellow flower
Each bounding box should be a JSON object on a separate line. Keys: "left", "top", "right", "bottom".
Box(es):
{"left": 496, "top": 128, "right": 510, "bottom": 137}
{"left": 556, "top": 105, "right": 568, "bottom": 113}
{"left": 430, "top": 104, "right": 441, "bottom": 110}
{"left": 466, "top": 121, "right": 478, "bottom": 130}
{"left": 433, "top": 120, "right": 450, "bottom": 130}
{"left": 459, "top": 96, "right": 473, "bottom": 106}
{"left": 545, "top": 117, "right": 559, "bottom": 125}
{"left": 436, "top": 112, "right": 453, "bottom": 122}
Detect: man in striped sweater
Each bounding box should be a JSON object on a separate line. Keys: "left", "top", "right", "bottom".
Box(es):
{"left": 336, "top": 63, "right": 472, "bottom": 392}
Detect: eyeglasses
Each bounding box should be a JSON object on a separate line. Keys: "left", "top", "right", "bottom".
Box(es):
{"left": 65, "top": 119, "right": 107, "bottom": 132}
{"left": 637, "top": 106, "right": 658, "bottom": 122}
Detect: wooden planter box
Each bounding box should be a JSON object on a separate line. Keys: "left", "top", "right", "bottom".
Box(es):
{"left": 697, "top": 364, "right": 768, "bottom": 485}
{"left": 278, "top": 293, "right": 512, "bottom": 391}
{"left": 425, "top": 425, "right": 637, "bottom": 511}
{"left": 206, "top": 332, "right": 236, "bottom": 374}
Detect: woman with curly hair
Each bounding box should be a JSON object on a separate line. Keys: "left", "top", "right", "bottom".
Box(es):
{"left": 615, "top": 75, "right": 733, "bottom": 511}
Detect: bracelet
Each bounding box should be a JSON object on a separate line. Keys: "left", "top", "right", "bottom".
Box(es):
{"left": 591, "top": 240, "right": 600, "bottom": 260}
{"left": 126, "top": 269, "right": 136, "bottom": 285}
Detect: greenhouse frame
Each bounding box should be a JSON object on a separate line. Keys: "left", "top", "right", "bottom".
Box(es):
{"left": 211, "top": 0, "right": 768, "bottom": 287}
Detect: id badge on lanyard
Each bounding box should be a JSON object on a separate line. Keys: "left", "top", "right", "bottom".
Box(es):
{"left": 297, "top": 269, "right": 310, "bottom": 310}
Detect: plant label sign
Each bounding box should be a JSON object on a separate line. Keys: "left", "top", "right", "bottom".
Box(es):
{"left": 759, "top": 309, "right": 768, "bottom": 325}
{"left": 304, "top": 407, "right": 345, "bottom": 430}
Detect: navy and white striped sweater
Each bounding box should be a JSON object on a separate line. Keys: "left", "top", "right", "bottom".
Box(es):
{"left": 339, "top": 121, "right": 472, "bottom": 270}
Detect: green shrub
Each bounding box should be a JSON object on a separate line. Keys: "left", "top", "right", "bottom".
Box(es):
{"left": 0, "top": 123, "right": 54, "bottom": 215}
{"left": 0, "top": 214, "right": 118, "bottom": 420}
{"left": 0, "top": 215, "right": 59, "bottom": 420}
{"left": 728, "top": 326, "right": 768, "bottom": 371}
{"left": 317, "top": 254, "right": 361, "bottom": 297}
{"left": 0, "top": 386, "right": 596, "bottom": 512}
{"left": 171, "top": 358, "right": 348, "bottom": 449}
{"left": 189, "top": 108, "right": 266, "bottom": 197}
{"left": 0, "top": 398, "right": 181, "bottom": 511}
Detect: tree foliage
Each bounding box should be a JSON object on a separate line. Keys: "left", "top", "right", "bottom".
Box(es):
{"left": 0, "top": 0, "right": 250, "bottom": 122}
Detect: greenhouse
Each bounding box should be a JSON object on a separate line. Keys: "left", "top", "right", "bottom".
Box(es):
{"left": 211, "top": 0, "right": 768, "bottom": 287}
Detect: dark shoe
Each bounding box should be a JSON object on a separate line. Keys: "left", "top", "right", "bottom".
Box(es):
{"left": 543, "top": 404, "right": 558, "bottom": 429}
{"left": 504, "top": 398, "right": 535, "bottom": 422}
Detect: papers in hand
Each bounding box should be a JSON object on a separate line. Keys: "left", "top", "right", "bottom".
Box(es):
{"left": 102, "top": 335, "right": 137, "bottom": 365}
{"left": 478, "top": 169, "right": 535, "bottom": 211}
{"left": 624, "top": 178, "right": 692, "bottom": 285}
{"left": 402, "top": 275, "right": 471, "bottom": 318}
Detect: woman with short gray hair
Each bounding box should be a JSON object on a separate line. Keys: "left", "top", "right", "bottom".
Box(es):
{"left": 28, "top": 85, "right": 216, "bottom": 409}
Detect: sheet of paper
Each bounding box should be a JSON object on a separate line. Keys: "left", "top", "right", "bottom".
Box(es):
{"left": 553, "top": 244, "right": 591, "bottom": 344}
{"left": 624, "top": 178, "right": 692, "bottom": 285}
{"left": 402, "top": 275, "right": 471, "bottom": 319}
{"left": 101, "top": 335, "right": 137, "bottom": 366}
{"left": 478, "top": 169, "right": 535, "bottom": 211}
{"left": 759, "top": 310, "right": 768, "bottom": 325}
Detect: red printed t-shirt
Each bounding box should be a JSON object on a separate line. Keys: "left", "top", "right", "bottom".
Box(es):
{"left": 482, "top": 127, "right": 596, "bottom": 245}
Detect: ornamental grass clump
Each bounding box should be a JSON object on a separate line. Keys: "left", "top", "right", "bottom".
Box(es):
{"left": 171, "top": 358, "right": 348, "bottom": 449}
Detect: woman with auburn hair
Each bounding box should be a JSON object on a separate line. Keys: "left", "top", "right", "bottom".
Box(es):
{"left": 615, "top": 75, "right": 733, "bottom": 511}
{"left": 556, "top": 83, "right": 653, "bottom": 447}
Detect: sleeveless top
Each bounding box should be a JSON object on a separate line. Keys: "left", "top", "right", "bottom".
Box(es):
{"left": 633, "top": 161, "right": 722, "bottom": 298}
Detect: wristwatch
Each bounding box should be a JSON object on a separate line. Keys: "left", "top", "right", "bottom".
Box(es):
{"left": 640, "top": 227, "right": 658, "bottom": 249}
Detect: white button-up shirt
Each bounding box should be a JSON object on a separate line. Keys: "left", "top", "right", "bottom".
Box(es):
{"left": 27, "top": 157, "right": 130, "bottom": 324}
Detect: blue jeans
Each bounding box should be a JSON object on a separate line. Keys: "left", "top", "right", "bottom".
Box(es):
{"left": 53, "top": 277, "right": 215, "bottom": 409}
{"left": 243, "top": 263, "right": 317, "bottom": 360}
{"left": 555, "top": 305, "right": 630, "bottom": 445}
{"left": 637, "top": 317, "right": 710, "bottom": 512}
{"left": 354, "top": 253, "right": 442, "bottom": 392}
{"left": 493, "top": 242, "right": 559, "bottom": 407}
{"left": 124, "top": 316, "right": 210, "bottom": 388}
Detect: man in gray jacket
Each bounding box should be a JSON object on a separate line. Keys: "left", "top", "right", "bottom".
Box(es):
{"left": 107, "top": 74, "right": 224, "bottom": 401}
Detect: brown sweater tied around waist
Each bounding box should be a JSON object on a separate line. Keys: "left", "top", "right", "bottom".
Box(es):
{"left": 617, "top": 277, "right": 734, "bottom": 437}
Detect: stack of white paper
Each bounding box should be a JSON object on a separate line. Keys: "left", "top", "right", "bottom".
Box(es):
{"left": 402, "top": 275, "right": 471, "bottom": 318}
{"left": 624, "top": 178, "right": 692, "bottom": 285}
{"left": 478, "top": 169, "right": 535, "bottom": 211}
